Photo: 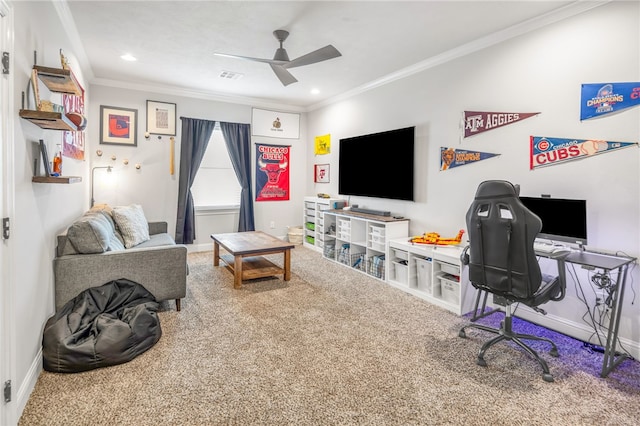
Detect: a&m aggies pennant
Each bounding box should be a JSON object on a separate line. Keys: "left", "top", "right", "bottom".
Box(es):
{"left": 441, "top": 147, "right": 499, "bottom": 171}
{"left": 463, "top": 111, "right": 539, "bottom": 138}
{"left": 530, "top": 136, "right": 637, "bottom": 170}
{"left": 580, "top": 82, "right": 640, "bottom": 120}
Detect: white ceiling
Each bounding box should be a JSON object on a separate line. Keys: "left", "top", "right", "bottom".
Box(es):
{"left": 62, "top": 1, "right": 605, "bottom": 110}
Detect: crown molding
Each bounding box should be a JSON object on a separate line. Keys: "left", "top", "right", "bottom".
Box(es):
{"left": 307, "top": 0, "right": 610, "bottom": 112}
{"left": 90, "top": 77, "right": 307, "bottom": 113}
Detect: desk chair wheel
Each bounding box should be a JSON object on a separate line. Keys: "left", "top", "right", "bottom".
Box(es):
{"left": 542, "top": 373, "right": 554, "bottom": 383}
{"left": 459, "top": 330, "right": 467, "bottom": 338}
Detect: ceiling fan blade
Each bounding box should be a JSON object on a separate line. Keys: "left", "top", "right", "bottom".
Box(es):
{"left": 284, "top": 45, "right": 342, "bottom": 69}
{"left": 269, "top": 64, "right": 298, "bottom": 86}
{"left": 214, "top": 52, "right": 286, "bottom": 66}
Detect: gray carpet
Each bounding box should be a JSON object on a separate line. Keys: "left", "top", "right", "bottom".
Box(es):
{"left": 20, "top": 247, "right": 640, "bottom": 425}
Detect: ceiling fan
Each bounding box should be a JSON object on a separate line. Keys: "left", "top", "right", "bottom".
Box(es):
{"left": 214, "top": 30, "right": 342, "bottom": 86}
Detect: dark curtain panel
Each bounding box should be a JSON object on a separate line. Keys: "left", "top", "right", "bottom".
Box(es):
{"left": 220, "top": 121, "right": 255, "bottom": 231}
{"left": 175, "top": 117, "right": 216, "bottom": 244}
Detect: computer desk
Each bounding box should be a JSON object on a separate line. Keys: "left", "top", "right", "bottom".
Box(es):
{"left": 562, "top": 250, "right": 636, "bottom": 378}
{"left": 470, "top": 249, "right": 635, "bottom": 378}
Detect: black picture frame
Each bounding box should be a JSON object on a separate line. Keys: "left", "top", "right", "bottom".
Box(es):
{"left": 39, "top": 139, "right": 51, "bottom": 176}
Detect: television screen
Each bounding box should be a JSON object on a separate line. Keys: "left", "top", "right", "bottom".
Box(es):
{"left": 338, "top": 126, "right": 414, "bottom": 201}
{"left": 519, "top": 196, "right": 588, "bottom": 245}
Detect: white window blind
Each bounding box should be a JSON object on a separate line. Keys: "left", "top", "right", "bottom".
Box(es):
{"left": 191, "top": 127, "right": 242, "bottom": 208}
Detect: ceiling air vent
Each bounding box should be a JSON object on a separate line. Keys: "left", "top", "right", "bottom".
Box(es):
{"left": 219, "top": 70, "right": 243, "bottom": 80}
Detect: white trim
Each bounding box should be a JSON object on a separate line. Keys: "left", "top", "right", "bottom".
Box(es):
{"left": 195, "top": 205, "right": 240, "bottom": 213}
{"left": 52, "top": 0, "right": 94, "bottom": 81}
{"left": 16, "top": 349, "right": 42, "bottom": 418}
{"left": 308, "top": 1, "right": 610, "bottom": 111}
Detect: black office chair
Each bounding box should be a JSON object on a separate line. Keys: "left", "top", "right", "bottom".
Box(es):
{"left": 458, "top": 180, "right": 566, "bottom": 382}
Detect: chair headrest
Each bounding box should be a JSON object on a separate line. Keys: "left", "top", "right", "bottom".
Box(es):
{"left": 474, "top": 180, "right": 519, "bottom": 200}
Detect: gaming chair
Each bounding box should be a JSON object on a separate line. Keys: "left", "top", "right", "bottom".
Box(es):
{"left": 458, "top": 180, "right": 566, "bottom": 382}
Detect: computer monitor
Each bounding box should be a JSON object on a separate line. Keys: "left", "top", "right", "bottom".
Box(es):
{"left": 519, "top": 196, "right": 588, "bottom": 246}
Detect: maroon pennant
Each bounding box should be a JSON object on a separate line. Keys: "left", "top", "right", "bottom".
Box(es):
{"left": 463, "top": 111, "right": 539, "bottom": 138}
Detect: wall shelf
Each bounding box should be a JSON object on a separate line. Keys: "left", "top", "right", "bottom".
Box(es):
{"left": 19, "top": 65, "right": 83, "bottom": 131}
{"left": 32, "top": 176, "right": 81, "bottom": 184}
{"left": 32, "top": 65, "right": 82, "bottom": 96}
{"left": 19, "top": 110, "right": 77, "bottom": 131}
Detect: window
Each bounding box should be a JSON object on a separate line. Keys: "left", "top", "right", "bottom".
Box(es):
{"left": 191, "top": 127, "right": 242, "bottom": 209}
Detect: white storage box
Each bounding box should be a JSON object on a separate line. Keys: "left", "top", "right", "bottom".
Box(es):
{"left": 393, "top": 261, "right": 408, "bottom": 284}
{"left": 439, "top": 262, "right": 459, "bottom": 277}
{"left": 439, "top": 275, "right": 460, "bottom": 304}
{"left": 415, "top": 257, "right": 432, "bottom": 293}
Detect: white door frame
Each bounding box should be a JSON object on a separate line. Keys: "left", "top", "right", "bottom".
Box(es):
{"left": 0, "top": 0, "right": 16, "bottom": 424}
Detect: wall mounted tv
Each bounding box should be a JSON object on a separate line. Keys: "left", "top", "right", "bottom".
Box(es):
{"left": 338, "top": 126, "right": 415, "bottom": 201}
{"left": 519, "top": 196, "right": 588, "bottom": 245}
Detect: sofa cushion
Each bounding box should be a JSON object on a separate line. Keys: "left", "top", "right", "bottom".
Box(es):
{"left": 134, "top": 233, "right": 176, "bottom": 249}
{"left": 66, "top": 211, "right": 116, "bottom": 254}
{"left": 113, "top": 204, "right": 150, "bottom": 249}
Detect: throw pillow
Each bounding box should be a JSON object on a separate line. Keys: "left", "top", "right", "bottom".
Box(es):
{"left": 112, "top": 204, "right": 150, "bottom": 248}
{"left": 66, "top": 211, "right": 115, "bottom": 254}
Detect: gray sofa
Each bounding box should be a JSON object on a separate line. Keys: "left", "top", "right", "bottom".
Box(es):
{"left": 54, "top": 205, "right": 188, "bottom": 312}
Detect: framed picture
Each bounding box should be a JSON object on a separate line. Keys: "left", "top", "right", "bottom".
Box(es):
{"left": 314, "top": 164, "right": 330, "bottom": 183}
{"left": 100, "top": 105, "right": 138, "bottom": 146}
{"left": 146, "top": 100, "right": 176, "bottom": 136}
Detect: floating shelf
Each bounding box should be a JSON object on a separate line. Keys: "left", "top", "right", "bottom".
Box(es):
{"left": 19, "top": 110, "right": 78, "bottom": 131}
{"left": 33, "top": 65, "right": 82, "bottom": 96}
{"left": 32, "top": 176, "right": 82, "bottom": 184}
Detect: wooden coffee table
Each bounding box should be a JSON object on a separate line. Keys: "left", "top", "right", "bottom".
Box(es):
{"left": 211, "top": 231, "right": 295, "bottom": 289}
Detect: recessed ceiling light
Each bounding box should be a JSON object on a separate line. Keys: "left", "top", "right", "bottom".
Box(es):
{"left": 310, "top": 88, "right": 320, "bottom": 95}
{"left": 120, "top": 54, "right": 137, "bottom": 62}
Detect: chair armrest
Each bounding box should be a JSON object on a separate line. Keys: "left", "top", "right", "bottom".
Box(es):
{"left": 148, "top": 221, "right": 168, "bottom": 235}
{"left": 54, "top": 244, "right": 187, "bottom": 311}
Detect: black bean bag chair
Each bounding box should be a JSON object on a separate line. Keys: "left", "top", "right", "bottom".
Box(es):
{"left": 43, "top": 278, "right": 162, "bottom": 373}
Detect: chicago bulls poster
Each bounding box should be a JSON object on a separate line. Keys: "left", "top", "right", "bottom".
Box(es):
{"left": 530, "top": 136, "right": 638, "bottom": 169}
{"left": 580, "top": 82, "right": 640, "bottom": 120}
{"left": 255, "top": 143, "right": 290, "bottom": 201}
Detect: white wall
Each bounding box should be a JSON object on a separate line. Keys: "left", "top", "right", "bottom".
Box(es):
{"left": 11, "top": 1, "right": 90, "bottom": 414}
{"left": 88, "top": 85, "right": 307, "bottom": 241}
{"left": 307, "top": 2, "right": 640, "bottom": 352}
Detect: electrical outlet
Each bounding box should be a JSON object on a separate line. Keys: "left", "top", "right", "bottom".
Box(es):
{"left": 270, "top": 221, "right": 275, "bottom": 229}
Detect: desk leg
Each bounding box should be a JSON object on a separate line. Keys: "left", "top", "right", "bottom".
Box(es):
{"left": 284, "top": 249, "right": 291, "bottom": 281}
{"left": 600, "top": 264, "right": 631, "bottom": 378}
{"left": 233, "top": 255, "right": 243, "bottom": 289}
{"left": 213, "top": 242, "right": 220, "bottom": 266}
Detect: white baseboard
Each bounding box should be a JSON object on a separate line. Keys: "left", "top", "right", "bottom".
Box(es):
{"left": 17, "top": 348, "right": 42, "bottom": 419}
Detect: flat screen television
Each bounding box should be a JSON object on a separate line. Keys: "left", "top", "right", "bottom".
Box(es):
{"left": 519, "top": 196, "right": 588, "bottom": 245}
{"left": 338, "top": 126, "right": 414, "bottom": 201}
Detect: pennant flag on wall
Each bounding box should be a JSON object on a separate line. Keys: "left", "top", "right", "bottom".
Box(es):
{"left": 463, "top": 111, "right": 539, "bottom": 138}
{"left": 255, "top": 143, "right": 291, "bottom": 201}
{"left": 530, "top": 136, "right": 638, "bottom": 170}
{"left": 580, "top": 82, "right": 640, "bottom": 120}
{"left": 314, "top": 134, "right": 331, "bottom": 155}
{"left": 440, "top": 147, "right": 499, "bottom": 171}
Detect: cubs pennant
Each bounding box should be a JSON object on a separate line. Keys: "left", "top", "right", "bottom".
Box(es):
{"left": 580, "top": 82, "right": 640, "bottom": 120}
{"left": 463, "top": 111, "right": 539, "bottom": 138}
{"left": 530, "top": 136, "right": 638, "bottom": 170}
{"left": 440, "top": 147, "right": 499, "bottom": 171}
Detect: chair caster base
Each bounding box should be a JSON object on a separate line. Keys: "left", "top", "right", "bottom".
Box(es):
{"left": 542, "top": 373, "right": 554, "bottom": 383}
{"left": 476, "top": 357, "right": 487, "bottom": 367}
{"left": 549, "top": 347, "right": 559, "bottom": 357}
{"left": 459, "top": 330, "right": 467, "bottom": 338}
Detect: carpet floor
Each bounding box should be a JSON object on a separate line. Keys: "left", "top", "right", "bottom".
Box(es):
{"left": 19, "top": 246, "right": 640, "bottom": 425}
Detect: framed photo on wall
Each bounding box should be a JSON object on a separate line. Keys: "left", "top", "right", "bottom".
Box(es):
{"left": 314, "top": 164, "right": 330, "bottom": 183}
{"left": 100, "top": 105, "right": 138, "bottom": 146}
{"left": 146, "top": 100, "right": 176, "bottom": 136}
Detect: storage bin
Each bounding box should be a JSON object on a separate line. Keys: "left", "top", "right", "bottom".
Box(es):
{"left": 368, "top": 255, "right": 386, "bottom": 279}
{"left": 393, "top": 261, "right": 408, "bottom": 284}
{"left": 287, "top": 226, "right": 304, "bottom": 244}
{"left": 415, "top": 257, "right": 432, "bottom": 292}
{"left": 305, "top": 235, "right": 315, "bottom": 244}
{"left": 440, "top": 278, "right": 460, "bottom": 304}
{"left": 439, "top": 261, "right": 459, "bottom": 277}
{"left": 305, "top": 222, "right": 315, "bottom": 231}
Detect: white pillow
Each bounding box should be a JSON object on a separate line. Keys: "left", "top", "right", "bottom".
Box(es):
{"left": 112, "top": 204, "right": 150, "bottom": 248}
